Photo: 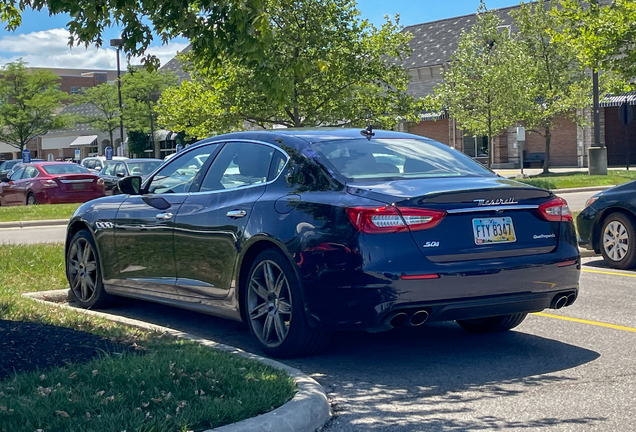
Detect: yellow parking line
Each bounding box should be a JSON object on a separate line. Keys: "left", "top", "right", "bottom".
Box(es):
{"left": 533, "top": 312, "right": 636, "bottom": 333}
{"left": 582, "top": 268, "right": 636, "bottom": 278}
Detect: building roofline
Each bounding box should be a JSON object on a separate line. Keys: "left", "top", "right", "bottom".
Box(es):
{"left": 403, "top": 4, "right": 521, "bottom": 31}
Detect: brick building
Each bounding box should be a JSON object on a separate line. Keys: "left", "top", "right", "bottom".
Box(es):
{"left": 0, "top": 68, "right": 123, "bottom": 161}
{"left": 398, "top": 4, "right": 629, "bottom": 168}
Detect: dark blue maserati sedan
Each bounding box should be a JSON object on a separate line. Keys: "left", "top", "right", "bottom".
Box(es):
{"left": 65, "top": 129, "right": 580, "bottom": 357}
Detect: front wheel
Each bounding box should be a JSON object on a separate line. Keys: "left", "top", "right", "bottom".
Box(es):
{"left": 457, "top": 313, "right": 528, "bottom": 333}
{"left": 66, "top": 229, "right": 113, "bottom": 308}
{"left": 600, "top": 212, "right": 636, "bottom": 269}
{"left": 245, "top": 250, "right": 330, "bottom": 358}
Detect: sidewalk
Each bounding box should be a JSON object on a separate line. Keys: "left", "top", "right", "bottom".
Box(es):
{"left": 0, "top": 218, "right": 69, "bottom": 229}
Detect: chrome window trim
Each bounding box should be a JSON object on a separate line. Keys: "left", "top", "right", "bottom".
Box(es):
{"left": 447, "top": 204, "right": 539, "bottom": 214}
{"left": 188, "top": 139, "right": 290, "bottom": 196}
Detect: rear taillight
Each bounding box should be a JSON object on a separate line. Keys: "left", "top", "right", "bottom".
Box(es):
{"left": 538, "top": 197, "right": 572, "bottom": 222}
{"left": 346, "top": 206, "right": 446, "bottom": 234}
{"left": 41, "top": 180, "right": 58, "bottom": 188}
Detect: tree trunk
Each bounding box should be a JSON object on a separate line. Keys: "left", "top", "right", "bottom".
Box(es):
{"left": 109, "top": 129, "right": 114, "bottom": 154}
{"left": 543, "top": 127, "right": 551, "bottom": 174}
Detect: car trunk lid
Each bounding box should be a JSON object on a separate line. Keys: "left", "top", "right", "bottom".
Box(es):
{"left": 55, "top": 174, "right": 99, "bottom": 192}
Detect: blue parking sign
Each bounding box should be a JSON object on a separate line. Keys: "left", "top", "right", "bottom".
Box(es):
{"left": 105, "top": 146, "right": 113, "bottom": 160}
{"left": 22, "top": 149, "right": 31, "bottom": 163}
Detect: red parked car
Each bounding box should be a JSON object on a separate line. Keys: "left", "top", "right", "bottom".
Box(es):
{"left": 0, "top": 162, "right": 105, "bottom": 206}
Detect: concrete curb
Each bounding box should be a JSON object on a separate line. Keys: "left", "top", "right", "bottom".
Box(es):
{"left": 0, "top": 219, "right": 69, "bottom": 229}
{"left": 21, "top": 289, "right": 332, "bottom": 432}
{"left": 553, "top": 185, "right": 614, "bottom": 194}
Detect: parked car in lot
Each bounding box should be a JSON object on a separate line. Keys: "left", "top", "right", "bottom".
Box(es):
{"left": 577, "top": 181, "right": 636, "bottom": 269}
{"left": 64, "top": 129, "right": 580, "bottom": 358}
{"left": 81, "top": 156, "right": 128, "bottom": 174}
{"left": 99, "top": 158, "right": 163, "bottom": 195}
{"left": 0, "top": 162, "right": 105, "bottom": 206}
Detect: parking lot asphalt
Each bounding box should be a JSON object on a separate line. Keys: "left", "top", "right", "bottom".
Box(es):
{"left": 54, "top": 256, "right": 632, "bottom": 432}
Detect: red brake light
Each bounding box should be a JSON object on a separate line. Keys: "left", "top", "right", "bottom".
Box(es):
{"left": 346, "top": 206, "right": 446, "bottom": 234}
{"left": 538, "top": 197, "right": 572, "bottom": 222}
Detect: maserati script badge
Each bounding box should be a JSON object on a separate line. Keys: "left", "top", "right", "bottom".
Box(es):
{"left": 473, "top": 198, "right": 518, "bottom": 206}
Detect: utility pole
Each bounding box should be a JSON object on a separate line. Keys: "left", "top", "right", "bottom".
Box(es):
{"left": 110, "top": 38, "right": 126, "bottom": 156}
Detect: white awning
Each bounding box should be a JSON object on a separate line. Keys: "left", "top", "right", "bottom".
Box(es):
{"left": 69, "top": 135, "right": 98, "bottom": 147}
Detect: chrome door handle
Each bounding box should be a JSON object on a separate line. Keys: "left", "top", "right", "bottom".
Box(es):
{"left": 155, "top": 212, "right": 173, "bottom": 220}
{"left": 227, "top": 209, "right": 247, "bottom": 218}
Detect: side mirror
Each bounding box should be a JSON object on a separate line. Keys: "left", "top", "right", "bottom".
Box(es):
{"left": 116, "top": 172, "right": 125, "bottom": 178}
{"left": 118, "top": 176, "right": 142, "bottom": 195}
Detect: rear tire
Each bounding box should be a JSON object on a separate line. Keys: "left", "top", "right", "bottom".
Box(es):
{"left": 244, "top": 249, "right": 330, "bottom": 358}
{"left": 26, "top": 193, "right": 36, "bottom": 205}
{"left": 66, "top": 229, "right": 113, "bottom": 309}
{"left": 599, "top": 212, "right": 636, "bottom": 269}
{"left": 457, "top": 313, "right": 527, "bottom": 333}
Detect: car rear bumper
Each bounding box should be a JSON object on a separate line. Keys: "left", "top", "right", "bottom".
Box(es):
{"left": 301, "top": 234, "right": 580, "bottom": 331}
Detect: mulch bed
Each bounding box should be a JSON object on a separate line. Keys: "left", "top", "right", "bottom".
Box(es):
{"left": 0, "top": 319, "right": 135, "bottom": 381}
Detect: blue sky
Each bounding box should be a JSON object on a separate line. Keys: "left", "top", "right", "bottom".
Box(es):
{"left": 0, "top": 0, "right": 521, "bottom": 70}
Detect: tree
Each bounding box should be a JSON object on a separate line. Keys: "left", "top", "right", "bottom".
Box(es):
{"left": 0, "top": 59, "right": 68, "bottom": 152}
{"left": 121, "top": 68, "right": 177, "bottom": 158}
{"left": 73, "top": 82, "right": 121, "bottom": 149}
{"left": 157, "top": 0, "right": 420, "bottom": 137}
{"left": 512, "top": 0, "right": 590, "bottom": 173}
{"left": 429, "top": 2, "right": 532, "bottom": 166}
{"left": 0, "top": 0, "right": 272, "bottom": 69}
{"left": 556, "top": 0, "right": 636, "bottom": 83}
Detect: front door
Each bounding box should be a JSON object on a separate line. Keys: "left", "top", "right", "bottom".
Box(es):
{"left": 2, "top": 167, "right": 25, "bottom": 205}
{"left": 173, "top": 141, "right": 284, "bottom": 300}
{"left": 112, "top": 143, "right": 219, "bottom": 297}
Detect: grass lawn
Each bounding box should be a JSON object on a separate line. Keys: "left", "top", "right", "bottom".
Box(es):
{"left": 0, "top": 244, "right": 296, "bottom": 432}
{"left": 514, "top": 170, "right": 636, "bottom": 190}
{"left": 0, "top": 203, "right": 80, "bottom": 222}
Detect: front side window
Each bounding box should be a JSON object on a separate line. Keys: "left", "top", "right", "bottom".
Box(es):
{"left": 114, "top": 163, "right": 127, "bottom": 177}
{"left": 313, "top": 138, "right": 494, "bottom": 182}
{"left": 10, "top": 167, "right": 25, "bottom": 180}
{"left": 147, "top": 144, "right": 217, "bottom": 194}
{"left": 199, "top": 142, "right": 275, "bottom": 192}
{"left": 103, "top": 163, "right": 116, "bottom": 176}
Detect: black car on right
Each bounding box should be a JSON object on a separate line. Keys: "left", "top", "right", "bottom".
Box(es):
{"left": 577, "top": 181, "right": 636, "bottom": 269}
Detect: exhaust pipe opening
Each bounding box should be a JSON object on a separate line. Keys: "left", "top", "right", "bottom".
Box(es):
{"left": 553, "top": 295, "right": 568, "bottom": 309}
{"left": 389, "top": 312, "right": 408, "bottom": 328}
{"left": 566, "top": 293, "right": 577, "bottom": 306}
{"left": 409, "top": 310, "right": 430, "bottom": 326}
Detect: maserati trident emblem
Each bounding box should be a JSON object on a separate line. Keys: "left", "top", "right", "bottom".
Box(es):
{"left": 474, "top": 198, "right": 519, "bottom": 206}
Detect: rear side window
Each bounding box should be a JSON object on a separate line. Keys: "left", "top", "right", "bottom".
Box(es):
{"left": 42, "top": 164, "right": 90, "bottom": 175}
{"left": 199, "top": 142, "right": 275, "bottom": 192}
{"left": 313, "top": 138, "right": 494, "bottom": 182}
{"left": 23, "top": 166, "right": 39, "bottom": 179}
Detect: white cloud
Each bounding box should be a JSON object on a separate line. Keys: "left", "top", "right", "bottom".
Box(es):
{"left": 0, "top": 28, "right": 188, "bottom": 70}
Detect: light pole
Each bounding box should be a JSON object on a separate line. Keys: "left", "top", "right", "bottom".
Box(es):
{"left": 110, "top": 38, "right": 126, "bottom": 156}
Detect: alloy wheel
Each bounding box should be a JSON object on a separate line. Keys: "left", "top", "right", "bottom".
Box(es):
{"left": 603, "top": 220, "right": 629, "bottom": 261}
{"left": 247, "top": 260, "right": 293, "bottom": 348}
{"left": 68, "top": 238, "right": 98, "bottom": 302}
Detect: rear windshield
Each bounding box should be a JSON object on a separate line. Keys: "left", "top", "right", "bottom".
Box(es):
{"left": 127, "top": 161, "right": 161, "bottom": 176}
{"left": 42, "top": 164, "right": 90, "bottom": 175}
{"left": 312, "top": 138, "right": 494, "bottom": 181}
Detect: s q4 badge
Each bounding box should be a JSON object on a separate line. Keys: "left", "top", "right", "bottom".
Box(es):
{"left": 423, "top": 241, "right": 440, "bottom": 248}
{"left": 95, "top": 221, "right": 114, "bottom": 230}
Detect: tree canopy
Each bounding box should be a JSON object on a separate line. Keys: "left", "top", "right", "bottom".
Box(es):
{"left": 0, "top": 60, "right": 68, "bottom": 152}
{"left": 73, "top": 82, "right": 122, "bottom": 148}
{"left": 428, "top": 2, "right": 532, "bottom": 166}
{"left": 512, "top": 0, "right": 590, "bottom": 173}
{"left": 0, "top": 0, "right": 272, "bottom": 68}
{"left": 158, "top": 0, "right": 420, "bottom": 138}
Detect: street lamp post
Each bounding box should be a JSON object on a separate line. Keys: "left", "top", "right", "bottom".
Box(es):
{"left": 110, "top": 38, "right": 126, "bottom": 156}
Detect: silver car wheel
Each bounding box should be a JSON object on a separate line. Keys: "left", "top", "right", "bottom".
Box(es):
{"left": 68, "top": 238, "right": 98, "bottom": 302}
{"left": 247, "top": 260, "right": 292, "bottom": 348}
{"left": 603, "top": 220, "right": 629, "bottom": 262}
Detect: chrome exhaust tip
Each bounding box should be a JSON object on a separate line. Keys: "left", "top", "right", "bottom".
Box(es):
{"left": 389, "top": 312, "right": 408, "bottom": 328}
{"left": 409, "top": 310, "right": 430, "bottom": 326}
{"left": 553, "top": 295, "right": 569, "bottom": 309}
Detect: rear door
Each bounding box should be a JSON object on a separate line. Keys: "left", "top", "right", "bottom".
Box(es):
{"left": 173, "top": 141, "right": 283, "bottom": 300}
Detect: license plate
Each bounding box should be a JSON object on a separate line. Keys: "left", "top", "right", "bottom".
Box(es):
{"left": 72, "top": 183, "right": 85, "bottom": 190}
{"left": 472, "top": 217, "right": 516, "bottom": 245}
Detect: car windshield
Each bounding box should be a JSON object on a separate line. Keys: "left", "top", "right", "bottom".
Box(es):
{"left": 126, "top": 161, "right": 161, "bottom": 176}
{"left": 42, "top": 164, "right": 90, "bottom": 175}
{"left": 312, "top": 138, "right": 494, "bottom": 182}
